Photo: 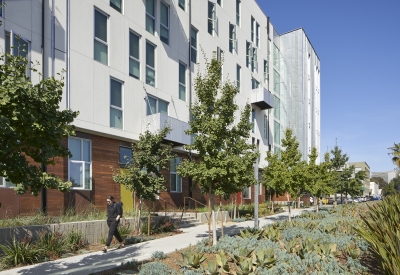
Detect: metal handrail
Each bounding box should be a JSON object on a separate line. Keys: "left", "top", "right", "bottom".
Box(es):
{"left": 183, "top": 197, "right": 207, "bottom": 220}
{"left": 157, "top": 197, "right": 180, "bottom": 217}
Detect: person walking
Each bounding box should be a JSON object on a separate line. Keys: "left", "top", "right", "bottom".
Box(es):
{"left": 103, "top": 195, "right": 124, "bottom": 253}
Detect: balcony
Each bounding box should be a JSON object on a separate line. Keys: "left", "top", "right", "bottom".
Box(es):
{"left": 250, "top": 87, "right": 274, "bottom": 110}
{"left": 142, "top": 113, "right": 191, "bottom": 145}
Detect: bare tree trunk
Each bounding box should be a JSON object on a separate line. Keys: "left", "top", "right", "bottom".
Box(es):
{"left": 220, "top": 201, "right": 224, "bottom": 239}
{"left": 316, "top": 197, "right": 319, "bottom": 213}
{"left": 286, "top": 192, "right": 291, "bottom": 222}
{"left": 271, "top": 192, "right": 274, "bottom": 213}
{"left": 138, "top": 199, "right": 142, "bottom": 234}
{"left": 333, "top": 193, "right": 337, "bottom": 208}
{"left": 147, "top": 205, "right": 151, "bottom": 236}
{"left": 298, "top": 197, "right": 301, "bottom": 209}
{"left": 210, "top": 189, "right": 217, "bottom": 245}
{"left": 233, "top": 196, "right": 237, "bottom": 220}
{"left": 208, "top": 195, "right": 211, "bottom": 245}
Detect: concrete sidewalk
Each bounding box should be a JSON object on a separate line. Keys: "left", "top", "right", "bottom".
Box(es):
{"left": 0, "top": 208, "right": 312, "bottom": 275}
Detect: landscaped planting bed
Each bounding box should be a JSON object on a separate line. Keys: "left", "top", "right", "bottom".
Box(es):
{"left": 98, "top": 204, "right": 380, "bottom": 275}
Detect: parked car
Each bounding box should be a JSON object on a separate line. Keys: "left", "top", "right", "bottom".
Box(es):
{"left": 367, "top": 196, "right": 375, "bottom": 201}
{"left": 353, "top": 196, "right": 361, "bottom": 203}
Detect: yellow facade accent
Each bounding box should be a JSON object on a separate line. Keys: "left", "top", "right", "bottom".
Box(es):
{"left": 119, "top": 169, "right": 134, "bottom": 214}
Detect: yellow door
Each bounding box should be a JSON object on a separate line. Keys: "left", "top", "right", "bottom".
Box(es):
{"left": 119, "top": 169, "right": 134, "bottom": 215}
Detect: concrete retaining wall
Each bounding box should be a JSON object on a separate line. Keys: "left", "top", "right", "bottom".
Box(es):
{"left": 0, "top": 211, "right": 232, "bottom": 246}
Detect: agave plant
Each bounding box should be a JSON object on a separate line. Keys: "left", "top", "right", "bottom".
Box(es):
{"left": 317, "top": 243, "right": 340, "bottom": 259}
{"left": 177, "top": 248, "right": 207, "bottom": 270}
{"left": 234, "top": 256, "right": 255, "bottom": 275}
{"left": 237, "top": 228, "right": 263, "bottom": 240}
{"left": 252, "top": 247, "right": 276, "bottom": 268}
{"left": 202, "top": 260, "right": 220, "bottom": 275}
{"left": 215, "top": 250, "right": 230, "bottom": 274}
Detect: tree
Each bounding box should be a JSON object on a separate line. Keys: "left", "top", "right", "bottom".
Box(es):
{"left": 339, "top": 165, "right": 367, "bottom": 202}
{"left": 113, "top": 126, "right": 174, "bottom": 202}
{"left": 263, "top": 128, "right": 304, "bottom": 221}
{"left": 330, "top": 145, "right": 349, "bottom": 206}
{"left": 370, "top": 176, "right": 388, "bottom": 189}
{"left": 0, "top": 42, "right": 78, "bottom": 197}
{"left": 113, "top": 126, "right": 174, "bottom": 234}
{"left": 388, "top": 143, "right": 400, "bottom": 168}
{"left": 304, "top": 148, "right": 334, "bottom": 212}
{"left": 177, "top": 54, "right": 258, "bottom": 245}
{"left": 382, "top": 175, "right": 400, "bottom": 197}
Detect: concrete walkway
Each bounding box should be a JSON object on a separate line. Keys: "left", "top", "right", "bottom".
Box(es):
{"left": 0, "top": 208, "right": 313, "bottom": 275}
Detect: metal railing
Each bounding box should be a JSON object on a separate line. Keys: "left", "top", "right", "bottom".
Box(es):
{"left": 182, "top": 197, "right": 207, "bottom": 220}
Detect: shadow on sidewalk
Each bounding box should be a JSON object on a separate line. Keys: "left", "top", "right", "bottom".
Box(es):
{"left": 15, "top": 243, "right": 149, "bottom": 275}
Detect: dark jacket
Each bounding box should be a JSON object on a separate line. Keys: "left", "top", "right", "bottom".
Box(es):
{"left": 107, "top": 202, "right": 122, "bottom": 221}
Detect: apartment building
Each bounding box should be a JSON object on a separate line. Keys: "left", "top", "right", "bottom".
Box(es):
{"left": 0, "top": 0, "right": 320, "bottom": 216}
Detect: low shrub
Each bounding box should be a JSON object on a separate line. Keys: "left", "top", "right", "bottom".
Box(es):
{"left": 151, "top": 250, "right": 168, "bottom": 260}
{"left": 356, "top": 194, "right": 400, "bottom": 274}
{"left": 64, "top": 231, "right": 87, "bottom": 252}
{"left": 0, "top": 236, "right": 43, "bottom": 268}
{"left": 139, "top": 262, "right": 177, "bottom": 275}
{"left": 36, "top": 230, "right": 65, "bottom": 259}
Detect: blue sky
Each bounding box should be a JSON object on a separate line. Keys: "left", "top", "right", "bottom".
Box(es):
{"left": 257, "top": 0, "right": 400, "bottom": 174}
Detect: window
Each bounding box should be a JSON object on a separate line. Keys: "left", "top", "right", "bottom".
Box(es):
{"left": 120, "top": 146, "right": 132, "bottom": 165}
{"left": 236, "top": 0, "right": 240, "bottom": 26}
{"left": 179, "top": 62, "right": 186, "bottom": 101}
{"left": 256, "top": 22, "right": 260, "bottom": 47}
{"left": 160, "top": 1, "right": 169, "bottom": 44}
{"left": 243, "top": 186, "right": 250, "bottom": 199}
{"left": 252, "top": 47, "right": 258, "bottom": 72}
{"left": 110, "top": 0, "right": 122, "bottom": 13}
{"left": 208, "top": 1, "right": 216, "bottom": 36}
{"left": 273, "top": 44, "right": 280, "bottom": 70}
{"left": 5, "top": 32, "right": 30, "bottom": 74}
{"left": 129, "top": 31, "right": 140, "bottom": 79}
{"left": 94, "top": 9, "right": 108, "bottom": 65}
{"left": 0, "top": 0, "right": 3, "bottom": 17}
{"left": 190, "top": 26, "right": 198, "bottom": 63}
{"left": 147, "top": 96, "right": 168, "bottom": 115}
{"left": 229, "top": 23, "right": 236, "bottom": 53}
{"left": 178, "top": 0, "right": 185, "bottom": 10}
{"left": 274, "top": 146, "right": 280, "bottom": 156}
{"left": 252, "top": 78, "right": 259, "bottom": 89}
{"left": 274, "top": 121, "right": 280, "bottom": 146}
{"left": 264, "top": 60, "right": 269, "bottom": 83}
{"left": 274, "top": 70, "right": 280, "bottom": 96}
{"left": 251, "top": 17, "right": 254, "bottom": 43}
{"left": 274, "top": 96, "right": 280, "bottom": 120}
{"left": 264, "top": 115, "right": 268, "bottom": 139}
{"left": 146, "top": 41, "right": 156, "bottom": 86}
{"left": 170, "top": 157, "right": 182, "bottom": 192}
{"left": 246, "top": 41, "right": 252, "bottom": 68}
{"left": 110, "top": 78, "right": 123, "bottom": 129}
{"left": 217, "top": 0, "right": 222, "bottom": 6}
{"left": 68, "top": 137, "right": 91, "bottom": 190}
{"left": 0, "top": 177, "right": 13, "bottom": 188}
{"left": 146, "top": 0, "right": 155, "bottom": 35}
{"left": 216, "top": 47, "right": 223, "bottom": 80}
{"left": 252, "top": 109, "right": 255, "bottom": 133}
{"left": 236, "top": 64, "right": 241, "bottom": 92}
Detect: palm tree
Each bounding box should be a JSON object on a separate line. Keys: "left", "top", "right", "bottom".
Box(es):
{"left": 388, "top": 143, "right": 400, "bottom": 168}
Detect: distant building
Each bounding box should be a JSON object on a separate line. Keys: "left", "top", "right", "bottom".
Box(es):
{"left": 369, "top": 181, "right": 379, "bottom": 197}
{"left": 348, "top": 162, "right": 370, "bottom": 196}
{"left": 371, "top": 170, "right": 399, "bottom": 184}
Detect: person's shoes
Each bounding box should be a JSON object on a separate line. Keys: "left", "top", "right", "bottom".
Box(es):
{"left": 102, "top": 247, "right": 107, "bottom": 253}
{"left": 117, "top": 243, "right": 125, "bottom": 249}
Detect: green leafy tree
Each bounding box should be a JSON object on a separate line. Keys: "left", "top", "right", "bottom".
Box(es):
{"left": 177, "top": 54, "right": 258, "bottom": 245}
{"left": 329, "top": 145, "right": 349, "bottom": 206}
{"left": 263, "top": 128, "right": 304, "bottom": 221}
{"left": 339, "top": 165, "right": 367, "bottom": 202}
{"left": 388, "top": 143, "right": 400, "bottom": 168}
{"left": 382, "top": 175, "right": 400, "bottom": 197}
{"left": 304, "top": 147, "right": 334, "bottom": 212}
{"left": 113, "top": 126, "right": 174, "bottom": 202}
{"left": 0, "top": 43, "right": 78, "bottom": 197}
{"left": 370, "top": 176, "right": 388, "bottom": 189}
